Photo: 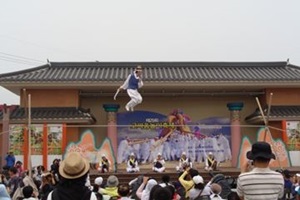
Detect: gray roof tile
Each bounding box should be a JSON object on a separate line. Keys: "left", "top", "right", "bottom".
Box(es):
{"left": 245, "top": 105, "right": 300, "bottom": 124}
{"left": 0, "top": 106, "right": 96, "bottom": 124}
{"left": 0, "top": 61, "right": 300, "bottom": 83}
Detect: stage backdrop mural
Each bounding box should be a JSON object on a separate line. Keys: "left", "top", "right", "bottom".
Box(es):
{"left": 285, "top": 121, "right": 300, "bottom": 166}
{"left": 117, "top": 109, "right": 232, "bottom": 166}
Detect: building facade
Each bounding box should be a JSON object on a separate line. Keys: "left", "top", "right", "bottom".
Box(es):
{"left": 1, "top": 61, "right": 300, "bottom": 169}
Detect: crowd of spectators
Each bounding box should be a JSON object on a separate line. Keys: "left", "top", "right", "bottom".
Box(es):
{"left": 1, "top": 142, "right": 300, "bottom": 200}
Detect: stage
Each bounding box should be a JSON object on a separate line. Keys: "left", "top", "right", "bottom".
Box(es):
{"left": 89, "top": 164, "right": 300, "bottom": 186}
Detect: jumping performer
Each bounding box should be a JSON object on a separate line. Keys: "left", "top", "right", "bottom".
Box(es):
{"left": 118, "top": 65, "right": 143, "bottom": 111}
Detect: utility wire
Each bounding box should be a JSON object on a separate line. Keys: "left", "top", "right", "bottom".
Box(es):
{"left": 0, "top": 52, "right": 44, "bottom": 63}
{"left": 0, "top": 56, "right": 43, "bottom": 66}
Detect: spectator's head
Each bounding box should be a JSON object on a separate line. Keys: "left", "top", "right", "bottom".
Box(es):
{"left": 165, "top": 185, "right": 175, "bottom": 197}
{"left": 22, "top": 185, "right": 33, "bottom": 198}
{"left": 296, "top": 173, "right": 300, "bottom": 183}
{"left": 282, "top": 169, "right": 291, "bottom": 179}
{"left": 15, "top": 161, "right": 22, "bottom": 167}
{"left": 161, "top": 175, "right": 171, "bottom": 184}
{"left": 246, "top": 142, "right": 275, "bottom": 166}
{"left": 95, "top": 177, "right": 103, "bottom": 186}
{"left": 107, "top": 175, "right": 119, "bottom": 188}
{"left": 192, "top": 175, "right": 204, "bottom": 190}
{"left": 210, "top": 183, "right": 222, "bottom": 195}
{"left": 59, "top": 152, "right": 90, "bottom": 180}
{"left": 189, "top": 168, "right": 199, "bottom": 178}
{"left": 8, "top": 167, "right": 17, "bottom": 177}
{"left": 153, "top": 187, "right": 172, "bottom": 200}
{"left": 118, "top": 184, "right": 130, "bottom": 197}
{"left": 149, "top": 185, "right": 161, "bottom": 200}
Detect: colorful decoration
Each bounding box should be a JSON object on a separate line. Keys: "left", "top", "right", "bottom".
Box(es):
{"left": 238, "top": 128, "right": 291, "bottom": 168}
{"left": 65, "top": 131, "right": 116, "bottom": 171}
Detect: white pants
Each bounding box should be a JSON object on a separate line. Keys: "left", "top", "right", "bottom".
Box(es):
{"left": 152, "top": 166, "right": 165, "bottom": 173}
{"left": 126, "top": 89, "right": 142, "bottom": 109}
{"left": 126, "top": 166, "right": 140, "bottom": 173}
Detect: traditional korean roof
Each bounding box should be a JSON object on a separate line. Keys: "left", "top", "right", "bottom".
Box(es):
{"left": 0, "top": 61, "right": 300, "bottom": 83}
{"left": 245, "top": 105, "right": 300, "bottom": 124}
{"left": 0, "top": 106, "right": 96, "bottom": 124}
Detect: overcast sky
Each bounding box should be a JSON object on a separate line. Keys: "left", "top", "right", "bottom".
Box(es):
{"left": 1, "top": 0, "right": 300, "bottom": 104}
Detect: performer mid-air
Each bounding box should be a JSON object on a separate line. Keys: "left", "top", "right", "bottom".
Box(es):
{"left": 116, "top": 65, "right": 143, "bottom": 111}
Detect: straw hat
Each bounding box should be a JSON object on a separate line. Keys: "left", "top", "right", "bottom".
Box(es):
{"left": 59, "top": 152, "right": 90, "bottom": 179}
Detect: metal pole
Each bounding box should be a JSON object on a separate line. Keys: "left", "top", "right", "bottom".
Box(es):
{"left": 28, "top": 94, "right": 32, "bottom": 177}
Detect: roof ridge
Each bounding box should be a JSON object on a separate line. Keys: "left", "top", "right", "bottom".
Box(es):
{"left": 0, "top": 64, "right": 49, "bottom": 78}
{"left": 48, "top": 61, "right": 288, "bottom": 68}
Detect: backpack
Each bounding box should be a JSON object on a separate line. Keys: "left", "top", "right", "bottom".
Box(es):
{"left": 210, "top": 174, "right": 231, "bottom": 199}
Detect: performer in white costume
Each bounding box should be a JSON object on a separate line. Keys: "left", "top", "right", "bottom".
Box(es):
{"left": 98, "top": 154, "right": 111, "bottom": 173}
{"left": 176, "top": 152, "right": 192, "bottom": 172}
{"left": 152, "top": 153, "right": 166, "bottom": 173}
{"left": 119, "top": 65, "right": 143, "bottom": 111}
{"left": 205, "top": 152, "right": 218, "bottom": 171}
{"left": 126, "top": 153, "right": 140, "bottom": 173}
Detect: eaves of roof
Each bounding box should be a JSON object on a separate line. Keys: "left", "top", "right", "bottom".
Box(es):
{"left": 245, "top": 105, "right": 300, "bottom": 124}
{"left": 0, "top": 106, "right": 96, "bottom": 124}
{"left": 1, "top": 61, "right": 300, "bottom": 86}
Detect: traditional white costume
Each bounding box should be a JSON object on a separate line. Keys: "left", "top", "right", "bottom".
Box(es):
{"left": 119, "top": 66, "right": 143, "bottom": 111}
{"left": 176, "top": 152, "right": 192, "bottom": 172}
{"left": 152, "top": 153, "right": 165, "bottom": 173}
{"left": 126, "top": 153, "right": 140, "bottom": 173}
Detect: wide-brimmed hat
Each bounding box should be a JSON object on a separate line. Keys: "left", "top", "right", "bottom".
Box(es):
{"left": 246, "top": 141, "right": 275, "bottom": 160}
{"left": 107, "top": 175, "right": 119, "bottom": 187}
{"left": 59, "top": 152, "right": 90, "bottom": 179}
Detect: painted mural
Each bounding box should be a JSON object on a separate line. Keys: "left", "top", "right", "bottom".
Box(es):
{"left": 47, "top": 125, "right": 62, "bottom": 155}
{"left": 116, "top": 109, "right": 232, "bottom": 166}
{"left": 65, "top": 131, "right": 116, "bottom": 171}
{"left": 9, "top": 124, "right": 62, "bottom": 155}
{"left": 286, "top": 121, "right": 300, "bottom": 151}
{"left": 238, "top": 128, "right": 291, "bottom": 168}
{"left": 9, "top": 125, "right": 25, "bottom": 155}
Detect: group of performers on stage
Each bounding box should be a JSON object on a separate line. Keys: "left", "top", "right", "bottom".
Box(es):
{"left": 97, "top": 151, "right": 218, "bottom": 173}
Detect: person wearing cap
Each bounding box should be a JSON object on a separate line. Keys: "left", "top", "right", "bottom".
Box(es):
{"left": 46, "top": 152, "right": 97, "bottom": 200}
{"left": 126, "top": 153, "right": 140, "bottom": 173}
{"left": 99, "top": 175, "right": 119, "bottom": 199}
{"left": 152, "top": 153, "right": 166, "bottom": 173}
{"left": 98, "top": 154, "right": 111, "bottom": 173}
{"left": 205, "top": 152, "right": 218, "bottom": 171}
{"left": 189, "top": 175, "right": 211, "bottom": 200}
{"left": 118, "top": 65, "right": 143, "bottom": 112}
{"left": 237, "top": 141, "right": 284, "bottom": 200}
{"left": 176, "top": 152, "right": 193, "bottom": 172}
